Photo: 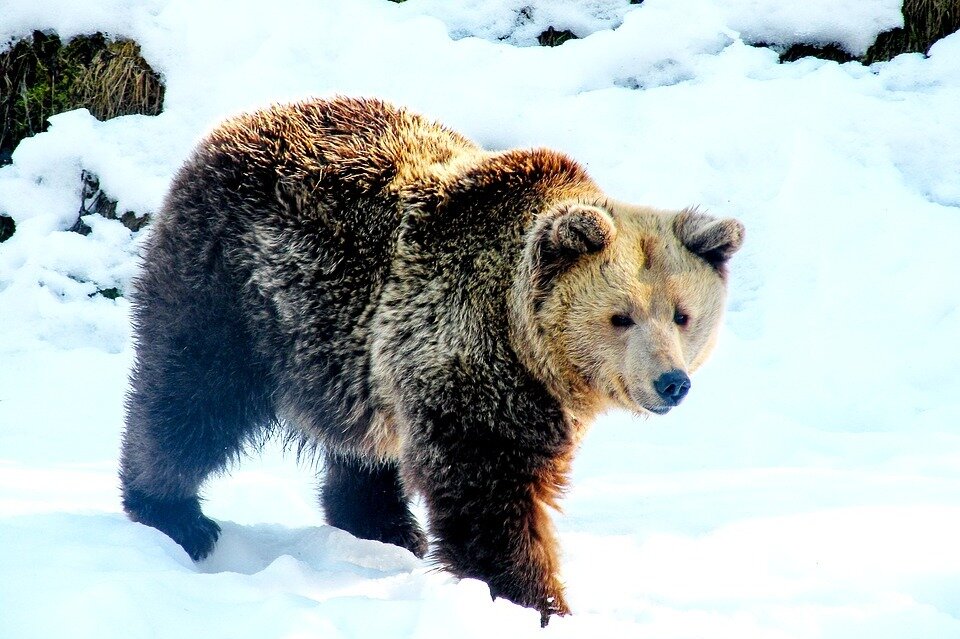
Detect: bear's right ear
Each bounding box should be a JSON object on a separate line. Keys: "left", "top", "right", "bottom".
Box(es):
{"left": 526, "top": 202, "right": 615, "bottom": 300}
{"left": 537, "top": 202, "right": 616, "bottom": 259}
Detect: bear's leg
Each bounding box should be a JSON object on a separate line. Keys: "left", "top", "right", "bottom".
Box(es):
{"left": 321, "top": 452, "right": 427, "bottom": 558}
{"left": 120, "top": 310, "right": 270, "bottom": 561}
{"left": 408, "top": 444, "right": 571, "bottom": 626}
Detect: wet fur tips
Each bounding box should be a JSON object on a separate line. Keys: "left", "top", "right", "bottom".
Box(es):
{"left": 120, "top": 96, "right": 742, "bottom": 625}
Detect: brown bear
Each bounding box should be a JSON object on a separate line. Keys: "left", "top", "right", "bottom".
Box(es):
{"left": 119, "top": 96, "right": 743, "bottom": 625}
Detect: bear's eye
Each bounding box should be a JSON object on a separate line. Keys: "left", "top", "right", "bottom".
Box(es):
{"left": 674, "top": 309, "right": 690, "bottom": 327}
{"left": 610, "top": 314, "right": 635, "bottom": 328}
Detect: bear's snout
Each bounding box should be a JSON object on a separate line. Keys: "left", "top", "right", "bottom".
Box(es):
{"left": 653, "top": 369, "right": 691, "bottom": 408}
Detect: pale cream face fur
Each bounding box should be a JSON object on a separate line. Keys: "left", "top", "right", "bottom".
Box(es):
{"left": 538, "top": 202, "right": 734, "bottom": 416}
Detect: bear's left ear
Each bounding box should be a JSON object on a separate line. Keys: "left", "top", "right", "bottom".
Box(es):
{"left": 673, "top": 208, "right": 744, "bottom": 271}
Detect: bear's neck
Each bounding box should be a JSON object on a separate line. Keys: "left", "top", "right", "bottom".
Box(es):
{"left": 508, "top": 272, "right": 606, "bottom": 427}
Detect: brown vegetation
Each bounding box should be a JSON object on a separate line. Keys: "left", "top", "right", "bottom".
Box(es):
{"left": 864, "top": 0, "right": 960, "bottom": 63}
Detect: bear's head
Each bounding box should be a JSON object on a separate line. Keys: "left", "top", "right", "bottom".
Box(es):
{"left": 511, "top": 200, "right": 744, "bottom": 418}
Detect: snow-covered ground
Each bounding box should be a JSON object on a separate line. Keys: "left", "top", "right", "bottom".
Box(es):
{"left": 2, "top": 1, "right": 959, "bottom": 637}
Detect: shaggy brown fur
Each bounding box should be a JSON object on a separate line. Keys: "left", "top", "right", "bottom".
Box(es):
{"left": 119, "top": 96, "right": 743, "bottom": 624}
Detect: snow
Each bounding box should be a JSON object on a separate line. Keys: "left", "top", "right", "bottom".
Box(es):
{"left": 400, "top": 0, "right": 633, "bottom": 45}
{"left": 717, "top": 0, "right": 904, "bottom": 55}
{"left": 2, "top": 0, "right": 960, "bottom": 637}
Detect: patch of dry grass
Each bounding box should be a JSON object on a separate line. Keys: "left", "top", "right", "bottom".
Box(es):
{"left": 0, "top": 33, "right": 164, "bottom": 161}
{"left": 865, "top": 0, "right": 960, "bottom": 63}
{"left": 73, "top": 39, "right": 164, "bottom": 121}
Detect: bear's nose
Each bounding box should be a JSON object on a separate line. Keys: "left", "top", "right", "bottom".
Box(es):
{"left": 654, "top": 370, "right": 691, "bottom": 406}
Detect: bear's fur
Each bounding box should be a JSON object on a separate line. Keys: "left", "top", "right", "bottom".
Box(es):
{"left": 120, "top": 97, "right": 743, "bottom": 624}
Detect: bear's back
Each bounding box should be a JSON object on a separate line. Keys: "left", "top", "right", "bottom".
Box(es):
{"left": 196, "top": 97, "right": 478, "bottom": 205}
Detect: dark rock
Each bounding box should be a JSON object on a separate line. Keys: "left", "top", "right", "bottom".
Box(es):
{"left": 70, "top": 170, "right": 149, "bottom": 234}
{"left": 538, "top": 27, "right": 578, "bottom": 48}
{"left": 0, "top": 214, "right": 14, "bottom": 242}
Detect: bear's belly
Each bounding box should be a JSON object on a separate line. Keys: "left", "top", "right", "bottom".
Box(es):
{"left": 276, "top": 398, "right": 404, "bottom": 460}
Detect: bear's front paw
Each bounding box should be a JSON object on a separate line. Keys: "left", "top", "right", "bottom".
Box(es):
{"left": 539, "top": 590, "right": 571, "bottom": 627}
{"left": 489, "top": 577, "right": 570, "bottom": 626}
